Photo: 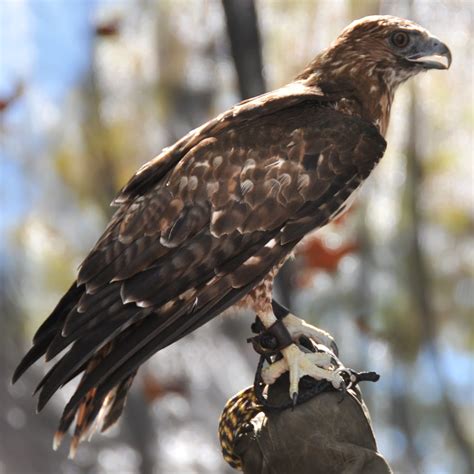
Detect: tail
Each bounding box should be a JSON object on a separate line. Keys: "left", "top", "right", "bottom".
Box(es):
{"left": 12, "top": 281, "right": 138, "bottom": 457}
{"left": 12, "top": 241, "right": 280, "bottom": 456}
{"left": 54, "top": 347, "right": 137, "bottom": 458}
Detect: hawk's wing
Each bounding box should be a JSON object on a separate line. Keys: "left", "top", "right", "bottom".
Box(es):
{"left": 13, "top": 90, "right": 385, "bottom": 450}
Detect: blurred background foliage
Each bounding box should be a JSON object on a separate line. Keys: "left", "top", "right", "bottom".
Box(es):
{"left": 0, "top": 1, "right": 473, "bottom": 473}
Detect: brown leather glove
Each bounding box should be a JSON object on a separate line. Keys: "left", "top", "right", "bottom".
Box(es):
{"left": 233, "top": 375, "right": 392, "bottom": 474}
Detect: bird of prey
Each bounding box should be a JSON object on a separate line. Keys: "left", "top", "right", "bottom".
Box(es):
{"left": 13, "top": 15, "right": 451, "bottom": 456}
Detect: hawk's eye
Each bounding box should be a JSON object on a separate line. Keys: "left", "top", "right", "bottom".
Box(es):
{"left": 391, "top": 31, "right": 410, "bottom": 48}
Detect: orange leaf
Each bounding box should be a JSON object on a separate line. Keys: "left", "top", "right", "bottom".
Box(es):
{"left": 142, "top": 373, "right": 187, "bottom": 403}
{"left": 300, "top": 237, "right": 358, "bottom": 273}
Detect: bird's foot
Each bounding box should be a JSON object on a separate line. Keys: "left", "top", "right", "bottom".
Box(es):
{"left": 261, "top": 343, "right": 345, "bottom": 400}
{"left": 282, "top": 313, "right": 339, "bottom": 356}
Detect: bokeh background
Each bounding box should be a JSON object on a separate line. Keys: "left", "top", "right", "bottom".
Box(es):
{"left": 1, "top": 1, "right": 473, "bottom": 473}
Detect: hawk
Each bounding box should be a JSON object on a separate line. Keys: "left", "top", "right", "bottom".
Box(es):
{"left": 13, "top": 15, "right": 451, "bottom": 455}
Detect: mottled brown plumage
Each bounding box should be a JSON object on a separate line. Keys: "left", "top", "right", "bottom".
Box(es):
{"left": 13, "top": 15, "right": 450, "bottom": 455}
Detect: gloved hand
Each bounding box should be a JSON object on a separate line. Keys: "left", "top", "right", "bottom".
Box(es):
{"left": 233, "top": 375, "right": 392, "bottom": 474}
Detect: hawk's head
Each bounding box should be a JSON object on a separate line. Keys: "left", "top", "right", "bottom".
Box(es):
{"left": 299, "top": 16, "right": 451, "bottom": 135}
{"left": 339, "top": 16, "right": 450, "bottom": 79}
{"left": 303, "top": 15, "right": 451, "bottom": 91}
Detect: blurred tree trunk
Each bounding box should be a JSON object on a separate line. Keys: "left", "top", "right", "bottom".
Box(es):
{"left": 81, "top": 71, "right": 119, "bottom": 213}
{"left": 156, "top": 2, "right": 215, "bottom": 140}
{"left": 389, "top": 364, "right": 422, "bottom": 473}
{"left": 222, "top": 0, "right": 266, "bottom": 100}
{"left": 123, "top": 389, "right": 156, "bottom": 474}
{"left": 404, "top": 84, "right": 473, "bottom": 473}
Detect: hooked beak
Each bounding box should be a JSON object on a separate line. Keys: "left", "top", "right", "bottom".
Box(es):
{"left": 407, "top": 36, "right": 452, "bottom": 70}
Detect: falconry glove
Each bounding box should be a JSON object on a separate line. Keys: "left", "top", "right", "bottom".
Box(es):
{"left": 219, "top": 326, "right": 391, "bottom": 474}
{"left": 234, "top": 378, "right": 393, "bottom": 474}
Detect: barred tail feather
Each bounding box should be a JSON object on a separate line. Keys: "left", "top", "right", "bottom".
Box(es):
{"left": 53, "top": 345, "right": 137, "bottom": 458}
